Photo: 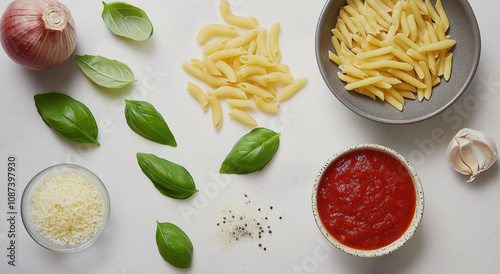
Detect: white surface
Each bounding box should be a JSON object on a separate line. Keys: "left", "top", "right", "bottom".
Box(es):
{"left": 0, "top": 0, "right": 499, "bottom": 273}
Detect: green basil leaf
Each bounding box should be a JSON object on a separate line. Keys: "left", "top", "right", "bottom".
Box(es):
{"left": 137, "top": 153, "right": 198, "bottom": 199}
{"left": 34, "top": 93, "right": 100, "bottom": 146}
{"left": 156, "top": 221, "right": 193, "bottom": 269}
{"left": 124, "top": 100, "right": 177, "bottom": 146}
{"left": 75, "top": 55, "right": 136, "bottom": 88}
{"left": 102, "top": 1, "right": 153, "bottom": 41}
{"left": 220, "top": 128, "right": 280, "bottom": 174}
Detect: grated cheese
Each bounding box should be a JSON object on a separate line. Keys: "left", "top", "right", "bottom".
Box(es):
{"left": 30, "top": 171, "right": 104, "bottom": 245}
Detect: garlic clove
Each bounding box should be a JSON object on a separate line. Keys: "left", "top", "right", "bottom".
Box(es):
{"left": 456, "top": 138, "right": 480, "bottom": 182}
{"left": 470, "top": 135, "right": 498, "bottom": 170}
{"left": 447, "top": 138, "right": 473, "bottom": 175}
{"left": 447, "top": 128, "right": 498, "bottom": 182}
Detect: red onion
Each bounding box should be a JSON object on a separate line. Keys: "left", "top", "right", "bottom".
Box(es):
{"left": 0, "top": 0, "right": 77, "bottom": 70}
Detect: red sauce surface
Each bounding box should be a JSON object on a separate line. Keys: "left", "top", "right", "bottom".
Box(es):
{"left": 317, "top": 149, "right": 416, "bottom": 250}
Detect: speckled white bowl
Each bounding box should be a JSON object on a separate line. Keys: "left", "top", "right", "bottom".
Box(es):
{"left": 311, "top": 144, "right": 424, "bottom": 257}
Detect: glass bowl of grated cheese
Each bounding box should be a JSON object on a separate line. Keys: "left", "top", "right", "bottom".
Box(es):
{"left": 21, "top": 163, "right": 110, "bottom": 253}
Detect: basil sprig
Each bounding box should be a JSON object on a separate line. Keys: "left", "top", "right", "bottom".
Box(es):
{"left": 34, "top": 93, "right": 100, "bottom": 146}
{"left": 75, "top": 55, "right": 136, "bottom": 89}
{"left": 137, "top": 153, "right": 198, "bottom": 199}
{"left": 125, "top": 100, "right": 177, "bottom": 146}
{"left": 220, "top": 128, "right": 280, "bottom": 174}
{"left": 156, "top": 221, "right": 193, "bottom": 269}
{"left": 102, "top": 2, "right": 153, "bottom": 41}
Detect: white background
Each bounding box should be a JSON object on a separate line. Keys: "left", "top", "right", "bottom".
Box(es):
{"left": 0, "top": 0, "right": 499, "bottom": 273}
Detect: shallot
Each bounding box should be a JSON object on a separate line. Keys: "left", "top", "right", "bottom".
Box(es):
{"left": 0, "top": 0, "right": 77, "bottom": 70}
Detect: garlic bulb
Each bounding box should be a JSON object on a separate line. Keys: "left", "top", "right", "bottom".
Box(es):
{"left": 447, "top": 128, "right": 498, "bottom": 182}
{"left": 0, "top": 0, "right": 77, "bottom": 70}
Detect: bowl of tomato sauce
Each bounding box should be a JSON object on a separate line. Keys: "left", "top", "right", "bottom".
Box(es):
{"left": 312, "top": 144, "right": 424, "bottom": 257}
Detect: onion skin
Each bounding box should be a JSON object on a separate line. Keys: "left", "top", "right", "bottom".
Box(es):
{"left": 0, "top": 0, "right": 77, "bottom": 70}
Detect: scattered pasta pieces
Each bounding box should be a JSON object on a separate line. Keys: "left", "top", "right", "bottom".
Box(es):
{"left": 329, "top": 0, "right": 455, "bottom": 111}
{"left": 183, "top": 0, "right": 307, "bottom": 129}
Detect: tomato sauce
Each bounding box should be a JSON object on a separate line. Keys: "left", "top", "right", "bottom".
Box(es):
{"left": 317, "top": 149, "right": 416, "bottom": 250}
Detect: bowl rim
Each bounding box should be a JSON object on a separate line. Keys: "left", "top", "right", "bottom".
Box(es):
{"left": 311, "top": 144, "right": 425, "bottom": 257}
{"left": 21, "top": 163, "right": 110, "bottom": 253}
{"left": 315, "top": 0, "right": 481, "bottom": 124}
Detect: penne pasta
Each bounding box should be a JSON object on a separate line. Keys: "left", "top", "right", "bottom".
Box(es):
{"left": 182, "top": 61, "right": 204, "bottom": 81}
{"left": 337, "top": 71, "right": 361, "bottom": 83}
{"left": 417, "top": 39, "right": 456, "bottom": 53}
{"left": 444, "top": 53, "right": 452, "bottom": 81}
{"left": 226, "top": 99, "right": 254, "bottom": 109}
{"left": 203, "top": 56, "right": 221, "bottom": 76}
{"left": 267, "top": 63, "right": 290, "bottom": 74}
{"left": 220, "top": 0, "right": 258, "bottom": 28}
{"left": 278, "top": 77, "right": 308, "bottom": 101}
{"left": 350, "top": 17, "right": 366, "bottom": 37}
{"left": 425, "top": 0, "right": 441, "bottom": 23}
{"left": 392, "top": 1, "right": 402, "bottom": 30}
{"left": 332, "top": 28, "right": 350, "bottom": 49}
{"left": 366, "top": 0, "right": 392, "bottom": 23}
{"left": 197, "top": 24, "right": 239, "bottom": 45}
{"left": 393, "top": 83, "right": 417, "bottom": 93}
{"left": 256, "top": 27, "right": 270, "bottom": 56}
{"left": 243, "top": 74, "right": 268, "bottom": 87}
{"left": 237, "top": 65, "right": 266, "bottom": 79}
{"left": 356, "top": 46, "right": 393, "bottom": 60}
{"left": 339, "top": 9, "right": 359, "bottom": 35}
{"left": 354, "top": 60, "right": 414, "bottom": 71}
{"left": 203, "top": 68, "right": 229, "bottom": 87}
{"left": 386, "top": 87, "right": 404, "bottom": 105}
{"left": 266, "top": 82, "right": 277, "bottom": 97}
{"left": 262, "top": 72, "right": 294, "bottom": 85}
{"left": 344, "top": 76, "right": 383, "bottom": 91}
{"left": 184, "top": 0, "right": 307, "bottom": 127}
{"left": 228, "top": 109, "right": 257, "bottom": 127}
{"left": 365, "top": 85, "right": 385, "bottom": 100}
{"left": 213, "top": 86, "right": 248, "bottom": 99}
{"left": 215, "top": 60, "right": 238, "bottom": 82}
{"left": 240, "top": 55, "right": 276, "bottom": 67}
{"left": 268, "top": 23, "right": 281, "bottom": 62}
{"left": 385, "top": 94, "right": 403, "bottom": 110}
{"left": 206, "top": 91, "right": 223, "bottom": 129}
{"left": 208, "top": 48, "right": 248, "bottom": 60}
{"left": 409, "top": 1, "right": 426, "bottom": 33}
{"left": 399, "top": 90, "right": 416, "bottom": 100}
{"left": 253, "top": 96, "right": 279, "bottom": 113}
{"left": 435, "top": 0, "right": 449, "bottom": 31}
{"left": 228, "top": 29, "right": 259, "bottom": 48}
{"left": 238, "top": 82, "right": 274, "bottom": 100}
{"left": 337, "top": 19, "right": 353, "bottom": 48}
{"left": 202, "top": 38, "right": 230, "bottom": 56}
{"left": 247, "top": 39, "right": 257, "bottom": 55}
{"left": 399, "top": 11, "right": 411, "bottom": 37}
{"left": 418, "top": 61, "right": 433, "bottom": 100}
{"left": 387, "top": 68, "right": 426, "bottom": 89}
{"left": 355, "top": 88, "right": 376, "bottom": 100}
{"left": 187, "top": 82, "right": 209, "bottom": 111}
{"left": 190, "top": 58, "right": 203, "bottom": 70}
{"left": 413, "top": 61, "right": 425, "bottom": 79}
{"left": 406, "top": 48, "right": 427, "bottom": 62}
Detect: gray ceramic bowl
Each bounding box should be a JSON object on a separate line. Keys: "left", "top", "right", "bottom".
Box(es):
{"left": 316, "top": 0, "right": 481, "bottom": 124}
{"left": 311, "top": 144, "right": 424, "bottom": 257}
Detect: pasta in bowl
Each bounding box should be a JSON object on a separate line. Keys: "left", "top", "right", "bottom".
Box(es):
{"left": 315, "top": 0, "right": 480, "bottom": 124}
